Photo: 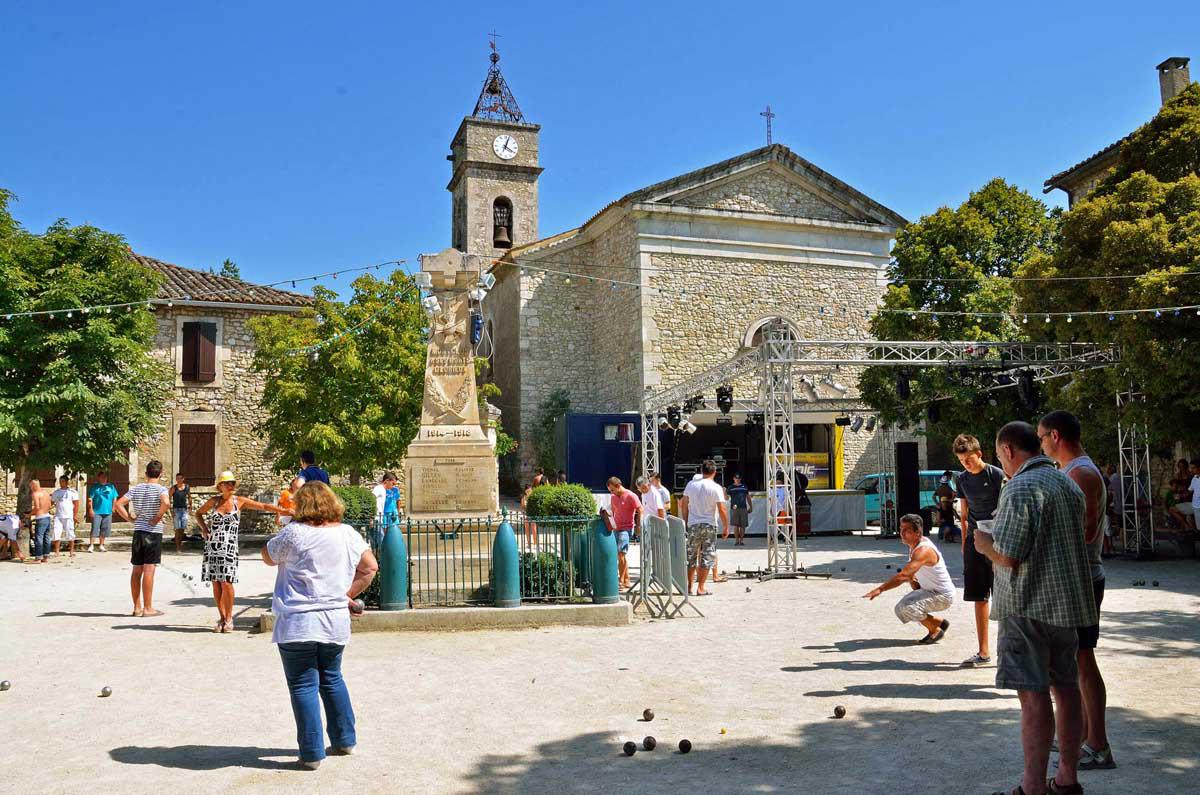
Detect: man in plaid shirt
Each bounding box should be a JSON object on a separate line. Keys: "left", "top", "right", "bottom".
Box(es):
{"left": 974, "top": 421, "right": 1096, "bottom": 795}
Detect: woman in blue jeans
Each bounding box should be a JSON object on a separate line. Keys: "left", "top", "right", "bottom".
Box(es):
{"left": 262, "top": 482, "right": 379, "bottom": 769}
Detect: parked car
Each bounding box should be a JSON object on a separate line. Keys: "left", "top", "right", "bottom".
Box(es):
{"left": 854, "top": 470, "right": 958, "bottom": 524}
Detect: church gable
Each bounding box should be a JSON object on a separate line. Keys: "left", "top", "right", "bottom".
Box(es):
{"left": 668, "top": 166, "right": 861, "bottom": 223}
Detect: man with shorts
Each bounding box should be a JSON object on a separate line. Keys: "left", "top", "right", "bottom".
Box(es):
{"left": 974, "top": 422, "right": 1095, "bottom": 795}
{"left": 727, "top": 473, "right": 751, "bottom": 546}
{"left": 606, "top": 477, "right": 642, "bottom": 590}
{"left": 28, "top": 479, "right": 53, "bottom": 564}
{"left": 87, "top": 471, "right": 118, "bottom": 553}
{"left": 1040, "top": 410, "right": 1116, "bottom": 770}
{"left": 954, "top": 434, "right": 1004, "bottom": 667}
{"left": 863, "top": 513, "right": 953, "bottom": 643}
{"left": 0, "top": 512, "right": 24, "bottom": 562}
{"left": 114, "top": 460, "right": 171, "bottom": 617}
{"left": 50, "top": 475, "right": 80, "bottom": 557}
{"left": 680, "top": 460, "right": 729, "bottom": 596}
{"left": 169, "top": 473, "right": 191, "bottom": 553}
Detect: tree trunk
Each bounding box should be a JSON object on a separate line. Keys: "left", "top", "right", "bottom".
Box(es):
{"left": 14, "top": 460, "right": 31, "bottom": 558}
{"left": 349, "top": 468, "right": 361, "bottom": 486}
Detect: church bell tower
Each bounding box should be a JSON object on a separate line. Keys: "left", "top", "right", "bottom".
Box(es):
{"left": 448, "top": 44, "right": 542, "bottom": 258}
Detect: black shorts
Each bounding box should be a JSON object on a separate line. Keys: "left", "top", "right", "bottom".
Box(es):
{"left": 131, "top": 531, "right": 163, "bottom": 566}
{"left": 1077, "top": 577, "right": 1105, "bottom": 650}
{"left": 963, "top": 531, "right": 993, "bottom": 602}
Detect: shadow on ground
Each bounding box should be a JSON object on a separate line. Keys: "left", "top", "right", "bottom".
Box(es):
{"left": 459, "top": 706, "right": 1200, "bottom": 795}
{"left": 109, "top": 745, "right": 298, "bottom": 771}
{"left": 110, "top": 624, "right": 214, "bottom": 634}
{"left": 1102, "top": 609, "right": 1200, "bottom": 658}
{"left": 169, "top": 593, "right": 272, "bottom": 608}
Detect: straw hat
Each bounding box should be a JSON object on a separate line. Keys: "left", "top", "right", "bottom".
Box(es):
{"left": 215, "top": 470, "right": 237, "bottom": 485}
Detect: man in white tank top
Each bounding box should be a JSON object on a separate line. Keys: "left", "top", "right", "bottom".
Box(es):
{"left": 1038, "top": 410, "right": 1116, "bottom": 771}
{"left": 864, "top": 513, "right": 955, "bottom": 644}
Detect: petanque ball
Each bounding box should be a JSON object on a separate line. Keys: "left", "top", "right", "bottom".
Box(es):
{"left": 643, "top": 736, "right": 657, "bottom": 751}
{"left": 885, "top": 564, "right": 891, "bottom": 569}
{"left": 834, "top": 705, "right": 846, "bottom": 719}
{"left": 678, "top": 739, "right": 692, "bottom": 754}
{"left": 0, "top": 680, "right": 10, "bottom": 691}
{"left": 100, "top": 686, "right": 112, "bottom": 698}
{"left": 745, "top": 586, "right": 751, "bottom": 593}
{"left": 623, "top": 741, "right": 637, "bottom": 756}
{"left": 1153, "top": 580, "right": 1160, "bottom": 587}
{"left": 643, "top": 708, "right": 654, "bottom": 722}
{"left": 349, "top": 598, "right": 365, "bottom": 615}
{"left": 841, "top": 567, "right": 846, "bottom": 572}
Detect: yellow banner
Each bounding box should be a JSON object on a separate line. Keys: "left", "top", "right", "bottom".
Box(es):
{"left": 796, "top": 452, "right": 831, "bottom": 489}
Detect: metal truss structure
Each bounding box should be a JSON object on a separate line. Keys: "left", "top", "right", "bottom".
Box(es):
{"left": 640, "top": 321, "right": 1122, "bottom": 576}
{"left": 1116, "top": 390, "right": 1154, "bottom": 558}
{"left": 875, "top": 423, "right": 899, "bottom": 538}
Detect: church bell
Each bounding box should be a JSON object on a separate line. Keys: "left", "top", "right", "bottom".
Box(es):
{"left": 493, "top": 203, "right": 513, "bottom": 249}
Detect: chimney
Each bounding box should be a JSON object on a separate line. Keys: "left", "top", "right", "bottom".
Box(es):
{"left": 1157, "top": 57, "right": 1191, "bottom": 105}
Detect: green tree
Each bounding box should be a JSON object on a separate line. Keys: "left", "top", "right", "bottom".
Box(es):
{"left": 531, "top": 389, "right": 571, "bottom": 472}
{"left": 0, "top": 189, "right": 169, "bottom": 498}
{"left": 212, "top": 258, "right": 241, "bottom": 280}
{"left": 1016, "top": 84, "right": 1200, "bottom": 452}
{"left": 248, "top": 271, "right": 426, "bottom": 483}
{"left": 860, "top": 179, "right": 1060, "bottom": 444}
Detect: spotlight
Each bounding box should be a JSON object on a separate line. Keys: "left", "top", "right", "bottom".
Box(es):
{"left": 680, "top": 420, "right": 698, "bottom": 435}
{"left": 820, "top": 374, "right": 849, "bottom": 395}
{"left": 471, "top": 312, "right": 483, "bottom": 345}
{"left": 421, "top": 296, "right": 442, "bottom": 314}
{"left": 896, "top": 371, "right": 911, "bottom": 401}
{"left": 716, "top": 385, "right": 733, "bottom": 414}
{"left": 413, "top": 272, "right": 433, "bottom": 289}
{"left": 835, "top": 416, "right": 851, "bottom": 427}
{"left": 468, "top": 288, "right": 486, "bottom": 303}
{"left": 658, "top": 416, "right": 670, "bottom": 430}
{"left": 850, "top": 416, "right": 864, "bottom": 433}
{"left": 865, "top": 416, "right": 877, "bottom": 432}
{"left": 798, "top": 377, "right": 819, "bottom": 401}
{"left": 666, "top": 405, "right": 682, "bottom": 429}
{"left": 478, "top": 272, "right": 496, "bottom": 290}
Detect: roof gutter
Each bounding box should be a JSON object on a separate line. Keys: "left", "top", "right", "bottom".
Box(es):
{"left": 151, "top": 299, "right": 307, "bottom": 313}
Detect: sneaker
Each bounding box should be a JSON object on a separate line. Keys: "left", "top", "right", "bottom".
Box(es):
{"left": 98, "top": 544, "right": 107, "bottom": 552}
{"left": 331, "top": 746, "right": 356, "bottom": 756}
{"left": 961, "top": 653, "right": 992, "bottom": 667}
{"left": 300, "top": 760, "right": 321, "bottom": 770}
{"left": 1079, "top": 743, "right": 1117, "bottom": 770}
{"left": 86, "top": 544, "right": 94, "bottom": 553}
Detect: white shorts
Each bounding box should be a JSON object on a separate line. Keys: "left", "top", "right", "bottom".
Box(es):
{"left": 1, "top": 522, "right": 18, "bottom": 541}
{"left": 1173, "top": 503, "right": 1195, "bottom": 517}
{"left": 53, "top": 518, "right": 76, "bottom": 542}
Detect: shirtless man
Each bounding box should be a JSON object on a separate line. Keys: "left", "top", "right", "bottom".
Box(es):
{"left": 864, "top": 513, "right": 954, "bottom": 644}
{"left": 28, "top": 479, "right": 54, "bottom": 563}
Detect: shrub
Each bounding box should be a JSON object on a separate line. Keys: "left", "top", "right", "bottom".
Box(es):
{"left": 518, "top": 551, "right": 582, "bottom": 598}
{"left": 525, "top": 483, "right": 595, "bottom": 518}
{"left": 332, "top": 485, "right": 376, "bottom": 527}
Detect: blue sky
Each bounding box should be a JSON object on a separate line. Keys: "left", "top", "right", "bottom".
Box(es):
{"left": 2, "top": 1, "right": 1196, "bottom": 294}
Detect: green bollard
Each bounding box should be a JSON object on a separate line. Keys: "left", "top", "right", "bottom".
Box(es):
{"left": 378, "top": 518, "right": 409, "bottom": 611}
{"left": 589, "top": 517, "right": 620, "bottom": 604}
{"left": 492, "top": 520, "right": 521, "bottom": 608}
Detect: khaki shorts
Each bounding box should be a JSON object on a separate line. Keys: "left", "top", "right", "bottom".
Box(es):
{"left": 996, "top": 616, "right": 1079, "bottom": 693}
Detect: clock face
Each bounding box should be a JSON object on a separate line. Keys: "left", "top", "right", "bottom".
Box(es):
{"left": 493, "top": 134, "right": 518, "bottom": 160}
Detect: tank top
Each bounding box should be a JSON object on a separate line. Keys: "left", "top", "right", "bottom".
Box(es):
{"left": 912, "top": 537, "right": 954, "bottom": 596}
{"left": 172, "top": 484, "right": 189, "bottom": 509}
{"left": 1060, "top": 455, "right": 1106, "bottom": 582}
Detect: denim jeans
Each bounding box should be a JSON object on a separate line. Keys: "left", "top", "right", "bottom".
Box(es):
{"left": 32, "top": 517, "right": 52, "bottom": 558}
{"left": 277, "top": 642, "right": 356, "bottom": 762}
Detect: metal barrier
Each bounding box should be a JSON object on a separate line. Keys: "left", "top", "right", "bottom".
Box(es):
{"left": 628, "top": 515, "right": 702, "bottom": 618}
{"left": 513, "top": 514, "right": 594, "bottom": 603}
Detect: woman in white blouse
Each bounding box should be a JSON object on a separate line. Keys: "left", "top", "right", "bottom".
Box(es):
{"left": 262, "top": 482, "right": 378, "bottom": 770}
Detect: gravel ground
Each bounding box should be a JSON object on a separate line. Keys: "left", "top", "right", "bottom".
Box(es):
{"left": 1, "top": 534, "right": 1197, "bottom": 794}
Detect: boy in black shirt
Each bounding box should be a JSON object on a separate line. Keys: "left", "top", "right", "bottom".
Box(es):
{"left": 953, "top": 434, "right": 1004, "bottom": 667}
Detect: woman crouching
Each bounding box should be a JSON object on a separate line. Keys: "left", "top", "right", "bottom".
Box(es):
{"left": 262, "top": 481, "right": 378, "bottom": 769}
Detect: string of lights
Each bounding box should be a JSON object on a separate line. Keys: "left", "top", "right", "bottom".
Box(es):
{"left": 0, "top": 259, "right": 406, "bottom": 321}
{"left": 284, "top": 273, "right": 422, "bottom": 356}
{"left": 484, "top": 256, "right": 1200, "bottom": 322}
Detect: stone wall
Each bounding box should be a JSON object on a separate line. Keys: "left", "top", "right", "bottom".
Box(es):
{"left": 675, "top": 166, "right": 858, "bottom": 223}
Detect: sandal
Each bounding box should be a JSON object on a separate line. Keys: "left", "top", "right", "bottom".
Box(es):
{"left": 1047, "top": 779, "right": 1083, "bottom": 794}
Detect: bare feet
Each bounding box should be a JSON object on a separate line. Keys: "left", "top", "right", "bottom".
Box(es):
{"left": 142, "top": 609, "right": 164, "bottom": 617}
{"left": 133, "top": 609, "right": 144, "bottom": 617}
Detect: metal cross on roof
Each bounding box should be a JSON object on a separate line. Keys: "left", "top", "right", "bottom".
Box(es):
{"left": 472, "top": 37, "right": 525, "bottom": 123}
{"left": 760, "top": 104, "right": 776, "bottom": 146}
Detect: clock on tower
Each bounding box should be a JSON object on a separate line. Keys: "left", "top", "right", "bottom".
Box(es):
{"left": 447, "top": 47, "right": 542, "bottom": 256}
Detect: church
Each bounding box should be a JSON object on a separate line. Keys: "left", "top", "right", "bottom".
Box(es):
{"left": 453, "top": 49, "right": 911, "bottom": 494}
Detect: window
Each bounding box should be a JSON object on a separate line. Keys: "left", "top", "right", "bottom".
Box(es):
{"left": 856, "top": 477, "right": 878, "bottom": 495}
{"left": 181, "top": 322, "right": 217, "bottom": 383}
{"left": 178, "top": 424, "right": 216, "bottom": 486}
{"left": 603, "top": 423, "right": 635, "bottom": 442}
{"left": 492, "top": 197, "right": 514, "bottom": 249}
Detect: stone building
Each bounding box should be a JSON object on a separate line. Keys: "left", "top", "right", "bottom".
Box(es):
{"left": 2, "top": 255, "right": 310, "bottom": 509}
{"left": 1044, "top": 57, "right": 1191, "bottom": 206}
{"left": 459, "top": 50, "right": 911, "bottom": 491}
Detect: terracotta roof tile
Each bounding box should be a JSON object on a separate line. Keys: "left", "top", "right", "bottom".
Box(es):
{"left": 132, "top": 253, "right": 313, "bottom": 308}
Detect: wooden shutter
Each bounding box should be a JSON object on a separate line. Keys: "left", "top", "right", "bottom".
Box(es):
{"left": 106, "top": 452, "right": 131, "bottom": 494}
{"left": 196, "top": 323, "right": 217, "bottom": 383}
{"left": 178, "top": 424, "right": 216, "bottom": 486}
{"left": 181, "top": 322, "right": 199, "bottom": 381}
{"left": 181, "top": 322, "right": 217, "bottom": 383}
{"left": 33, "top": 466, "right": 57, "bottom": 486}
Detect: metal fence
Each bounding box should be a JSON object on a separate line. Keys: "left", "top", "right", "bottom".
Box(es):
{"left": 361, "top": 512, "right": 596, "bottom": 609}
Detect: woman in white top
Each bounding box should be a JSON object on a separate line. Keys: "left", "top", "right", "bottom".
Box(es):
{"left": 262, "top": 482, "right": 379, "bottom": 770}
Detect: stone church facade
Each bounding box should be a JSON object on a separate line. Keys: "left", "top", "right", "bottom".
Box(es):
{"left": 456, "top": 51, "right": 912, "bottom": 489}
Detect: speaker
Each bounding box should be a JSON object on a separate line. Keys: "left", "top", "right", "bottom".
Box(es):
{"left": 895, "top": 442, "right": 921, "bottom": 518}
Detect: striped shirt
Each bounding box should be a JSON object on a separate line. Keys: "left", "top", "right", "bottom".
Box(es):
{"left": 127, "top": 483, "right": 169, "bottom": 534}
{"left": 991, "top": 456, "right": 1097, "bottom": 628}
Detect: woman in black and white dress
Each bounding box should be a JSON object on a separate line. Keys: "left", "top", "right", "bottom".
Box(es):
{"left": 195, "top": 470, "right": 282, "bottom": 632}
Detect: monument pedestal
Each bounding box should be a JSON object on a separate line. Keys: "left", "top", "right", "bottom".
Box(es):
{"left": 403, "top": 431, "right": 499, "bottom": 520}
